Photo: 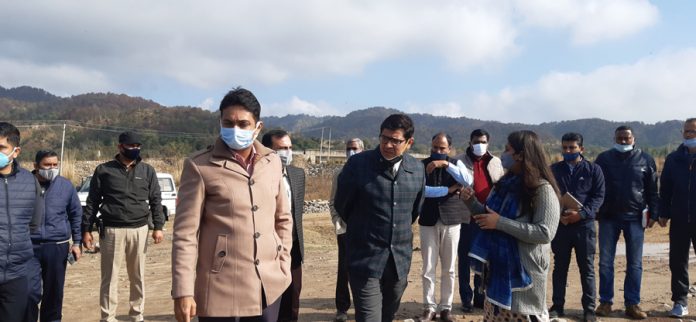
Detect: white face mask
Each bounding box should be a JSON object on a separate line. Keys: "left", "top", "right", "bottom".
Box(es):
{"left": 39, "top": 168, "right": 60, "bottom": 181}
{"left": 614, "top": 144, "right": 634, "bottom": 153}
{"left": 277, "top": 149, "right": 293, "bottom": 166}
{"left": 472, "top": 143, "right": 488, "bottom": 157}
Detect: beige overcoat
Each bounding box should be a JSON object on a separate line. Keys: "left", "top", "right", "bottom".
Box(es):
{"left": 171, "top": 139, "right": 293, "bottom": 317}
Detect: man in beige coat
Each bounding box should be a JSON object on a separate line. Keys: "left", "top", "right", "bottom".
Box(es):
{"left": 172, "top": 87, "right": 293, "bottom": 322}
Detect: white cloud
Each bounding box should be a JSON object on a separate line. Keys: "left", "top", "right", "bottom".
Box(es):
{"left": 265, "top": 96, "right": 339, "bottom": 116}
{"left": 0, "top": 58, "right": 112, "bottom": 96}
{"left": 0, "top": 1, "right": 520, "bottom": 94}
{"left": 468, "top": 49, "right": 696, "bottom": 123}
{"left": 198, "top": 97, "right": 216, "bottom": 111}
{"left": 514, "top": 0, "right": 659, "bottom": 45}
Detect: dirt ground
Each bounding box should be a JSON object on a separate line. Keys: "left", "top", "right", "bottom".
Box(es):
{"left": 62, "top": 213, "right": 694, "bottom": 322}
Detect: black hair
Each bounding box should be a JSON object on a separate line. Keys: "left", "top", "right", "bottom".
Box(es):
{"left": 505, "top": 130, "right": 561, "bottom": 214}
{"left": 469, "top": 129, "right": 490, "bottom": 142}
{"left": 35, "top": 150, "right": 58, "bottom": 164}
{"left": 380, "top": 114, "right": 414, "bottom": 139}
{"left": 261, "top": 129, "right": 289, "bottom": 148}
{"left": 431, "top": 132, "right": 452, "bottom": 146}
{"left": 219, "top": 87, "right": 261, "bottom": 122}
{"left": 561, "top": 132, "right": 584, "bottom": 147}
{"left": 685, "top": 118, "right": 696, "bottom": 124}
{"left": 615, "top": 125, "right": 633, "bottom": 133}
{"left": 0, "top": 122, "right": 20, "bottom": 147}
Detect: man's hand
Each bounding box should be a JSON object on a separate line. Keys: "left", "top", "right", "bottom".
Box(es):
{"left": 82, "top": 232, "right": 94, "bottom": 251}
{"left": 459, "top": 187, "right": 474, "bottom": 201}
{"left": 174, "top": 296, "right": 196, "bottom": 322}
{"left": 426, "top": 160, "right": 449, "bottom": 174}
{"left": 658, "top": 217, "right": 669, "bottom": 227}
{"left": 448, "top": 184, "right": 463, "bottom": 195}
{"left": 560, "top": 209, "right": 581, "bottom": 225}
{"left": 152, "top": 230, "right": 164, "bottom": 244}
{"left": 71, "top": 245, "right": 82, "bottom": 261}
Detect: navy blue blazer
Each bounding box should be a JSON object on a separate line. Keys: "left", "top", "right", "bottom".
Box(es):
{"left": 334, "top": 148, "right": 425, "bottom": 280}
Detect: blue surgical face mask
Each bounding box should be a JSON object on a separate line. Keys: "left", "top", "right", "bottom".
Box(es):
{"left": 0, "top": 147, "right": 16, "bottom": 169}
{"left": 346, "top": 149, "right": 357, "bottom": 158}
{"left": 220, "top": 122, "right": 259, "bottom": 150}
{"left": 684, "top": 138, "right": 696, "bottom": 148}
{"left": 501, "top": 151, "right": 515, "bottom": 170}
{"left": 562, "top": 152, "right": 581, "bottom": 163}
{"left": 613, "top": 144, "right": 634, "bottom": 153}
{"left": 430, "top": 152, "right": 448, "bottom": 160}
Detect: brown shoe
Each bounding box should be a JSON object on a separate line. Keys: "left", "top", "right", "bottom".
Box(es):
{"left": 595, "top": 302, "right": 612, "bottom": 317}
{"left": 416, "top": 309, "right": 436, "bottom": 321}
{"left": 625, "top": 304, "right": 648, "bottom": 320}
{"left": 439, "top": 309, "right": 454, "bottom": 322}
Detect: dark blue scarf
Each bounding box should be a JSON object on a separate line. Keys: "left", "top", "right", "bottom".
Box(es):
{"left": 468, "top": 175, "right": 532, "bottom": 310}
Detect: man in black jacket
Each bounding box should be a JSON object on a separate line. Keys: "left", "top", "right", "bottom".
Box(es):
{"left": 0, "top": 122, "right": 40, "bottom": 321}
{"left": 262, "top": 129, "right": 305, "bottom": 322}
{"left": 594, "top": 126, "right": 659, "bottom": 320}
{"left": 82, "top": 131, "right": 164, "bottom": 322}
{"left": 335, "top": 114, "right": 425, "bottom": 322}
{"left": 417, "top": 132, "right": 473, "bottom": 322}
{"left": 549, "top": 133, "right": 605, "bottom": 322}
{"left": 658, "top": 118, "right": 696, "bottom": 318}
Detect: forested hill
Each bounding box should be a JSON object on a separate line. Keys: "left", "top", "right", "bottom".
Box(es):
{"left": 0, "top": 85, "right": 684, "bottom": 159}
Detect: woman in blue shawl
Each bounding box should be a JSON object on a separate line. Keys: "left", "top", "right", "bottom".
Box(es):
{"left": 463, "top": 130, "right": 560, "bottom": 322}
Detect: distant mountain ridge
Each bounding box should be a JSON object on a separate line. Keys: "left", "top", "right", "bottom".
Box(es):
{"left": 0, "top": 85, "right": 684, "bottom": 158}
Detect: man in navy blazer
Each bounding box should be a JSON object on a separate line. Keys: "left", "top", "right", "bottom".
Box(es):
{"left": 335, "top": 114, "right": 425, "bottom": 322}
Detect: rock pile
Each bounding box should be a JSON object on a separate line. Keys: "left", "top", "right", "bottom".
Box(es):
{"left": 303, "top": 199, "right": 330, "bottom": 214}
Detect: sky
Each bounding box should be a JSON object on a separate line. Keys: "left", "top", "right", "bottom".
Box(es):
{"left": 1, "top": 0, "right": 695, "bottom": 124}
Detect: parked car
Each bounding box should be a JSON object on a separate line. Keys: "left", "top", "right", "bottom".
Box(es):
{"left": 77, "top": 172, "right": 177, "bottom": 221}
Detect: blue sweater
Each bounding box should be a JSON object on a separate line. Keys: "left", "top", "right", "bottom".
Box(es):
{"left": 31, "top": 175, "right": 82, "bottom": 244}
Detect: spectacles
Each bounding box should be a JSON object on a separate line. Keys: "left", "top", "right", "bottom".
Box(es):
{"left": 379, "top": 135, "right": 406, "bottom": 146}
{"left": 684, "top": 129, "right": 696, "bottom": 135}
{"left": 346, "top": 147, "right": 360, "bottom": 151}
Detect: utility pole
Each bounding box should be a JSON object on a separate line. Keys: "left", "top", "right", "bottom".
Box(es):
{"left": 327, "top": 127, "right": 332, "bottom": 164}
{"left": 60, "top": 123, "right": 66, "bottom": 174}
{"left": 319, "top": 127, "right": 324, "bottom": 164}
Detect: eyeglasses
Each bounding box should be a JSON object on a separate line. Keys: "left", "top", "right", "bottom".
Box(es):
{"left": 379, "top": 135, "right": 406, "bottom": 146}
{"left": 346, "top": 147, "right": 360, "bottom": 151}
{"left": 684, "top": 129, "right": 696, "bottom": 135}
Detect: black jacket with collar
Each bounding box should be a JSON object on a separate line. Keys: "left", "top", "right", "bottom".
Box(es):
{"left": 594, "top": 148, "right": 659, "bottom": 220}
{"left": 659, "top": 144, "right": 696, "bottom": 223}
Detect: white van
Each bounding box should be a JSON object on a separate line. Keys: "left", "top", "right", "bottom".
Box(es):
{"left": 77, "top": 172, "right": 177, "bottom": 221}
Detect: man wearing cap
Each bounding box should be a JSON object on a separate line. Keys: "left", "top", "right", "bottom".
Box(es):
{"left": 82, "top": 131, "right": 164, "bottom": 322}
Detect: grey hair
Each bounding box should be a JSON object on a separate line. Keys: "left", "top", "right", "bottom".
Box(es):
{"left": 345, "top": 138, "right": 364, "bottom": 150}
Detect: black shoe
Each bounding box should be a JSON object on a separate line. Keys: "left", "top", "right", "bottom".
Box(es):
{"left": 548, "top": 305, "right": 564, "bottom": 318}
{"left": 583, "top": 310, "right": 597, "bottom": 322}
{"left": 461, "top": 303, "right": 473, "bottom": 313}
{"left": 473, "top": 299, "right": 484, "bottom": 309}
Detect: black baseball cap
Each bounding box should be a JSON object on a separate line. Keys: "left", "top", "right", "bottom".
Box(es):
{"left": 118, "top": 131, "right": 141, "bottom": 145}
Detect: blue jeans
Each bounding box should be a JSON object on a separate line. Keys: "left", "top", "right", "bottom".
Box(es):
{"left": 598, "top": 218, "right": 644, "bottom": 306}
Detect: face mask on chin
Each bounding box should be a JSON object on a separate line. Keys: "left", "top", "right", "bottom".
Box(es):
{"left": 613, "top": 144, "right": 634, "bottom": 153}
{"left": 683, "top": 138, "right": 696, "bottom": 148}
